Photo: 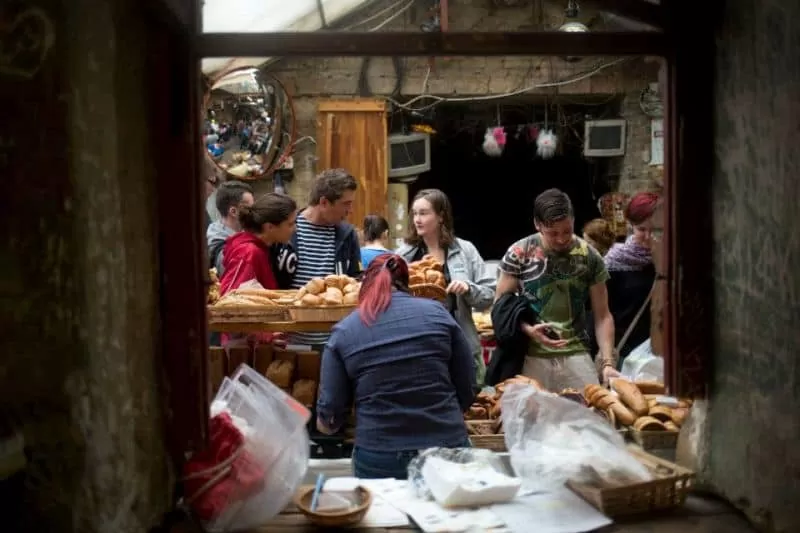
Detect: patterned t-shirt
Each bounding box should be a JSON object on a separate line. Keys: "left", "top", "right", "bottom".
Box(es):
{"left": 500, "top": 234, "right": 609, "bottom": 356}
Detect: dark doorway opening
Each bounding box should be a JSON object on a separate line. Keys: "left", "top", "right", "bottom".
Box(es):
{"left": 408, "top": 100, "right": 618, "bottom": 260}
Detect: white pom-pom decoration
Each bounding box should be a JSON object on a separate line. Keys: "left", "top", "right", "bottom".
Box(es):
{"left": 536, "top": 129, "right": 558, "bottom": 159}
{"left": 482, "top": 128, "right": 503, "bottom": 157}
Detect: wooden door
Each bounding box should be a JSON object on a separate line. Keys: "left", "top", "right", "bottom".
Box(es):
{"left": 316, "top": 100, "right": 389, "bottom": 226}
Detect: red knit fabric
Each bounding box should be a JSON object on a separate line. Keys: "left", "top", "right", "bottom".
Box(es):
{"left": 625, "top": 192, "right": 660, "bottom": 225}
{"left": 183, "top": 412, "right": 265, "bottom": 521}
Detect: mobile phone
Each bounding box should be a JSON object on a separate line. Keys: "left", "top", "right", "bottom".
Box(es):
{"left": 542, "top": 326, "right": 561, "bottom": 340}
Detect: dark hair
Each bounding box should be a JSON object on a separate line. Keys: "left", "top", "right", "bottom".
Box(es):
{"left": 363, "top": 214, "right": 390, "bottom": 242}
{"left": 358, "top": 254, "right": 409, "bottom": 325}
{"left": 405, "top": 188, "right": 455, "bottom": 248}
{"left": 309, "top": 168, "right": 357, "bottom": 206}
{"left": 583, "top": 218, "right": 615, "bottom": 256}
{"left": 533, "top": 188, "right": 574, "bottom": 226}
{"left": 216, "top": 180, "right": 253, "bottom": 217}
{"left": 239, "top": 193, "right": 297, "bottom": 232}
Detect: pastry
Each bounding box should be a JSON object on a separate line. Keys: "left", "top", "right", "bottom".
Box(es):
{"left": 292, "top": 379, "right": 318, "bottom": 407}
{"left": 633, "top": 416, "right": 667, "bottom": 432}
{"left": 409, "top": 274, "right": 425, "bottom": 285}
{"left": 611, "top": 379, "right": 649, "bottom": 416}
{"left": 266, "top": 360, "right": 295, "bottom": 388}
{"left": 343, "top": 292, "right": 358, "bottom": 305}
{"left": 648, "top": 405, "right": 674, "bottom": 423}
{"left": 299, "top": 294, "right": 323, "bottom": 306}
{"left": 305, "top": 278, "right": 326, "bottom": 295}
{"left": 635, "top": 380, "right": 666, "bottom": 395}
{"left": 343, "top": 283, "right": 359, "bottom": 294}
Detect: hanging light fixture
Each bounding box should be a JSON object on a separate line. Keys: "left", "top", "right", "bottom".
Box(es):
{"left": 559, "top": 1, "right": 588, "bottom": 32}
{"left": 559, "top": 21, "right": 589, "bottom": 32}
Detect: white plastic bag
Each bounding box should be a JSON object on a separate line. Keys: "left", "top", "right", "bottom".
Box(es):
{"left": 407, "top": 447, "right": 508, "bottom": 501}
{"left": 420, "top": 456, "right": 521, "bottom": 508}
{"left": 501, "top": 384, "right": 653, "bottom": 488}
{"left": 621, "top": 339, "right": 664, "bottom": 382}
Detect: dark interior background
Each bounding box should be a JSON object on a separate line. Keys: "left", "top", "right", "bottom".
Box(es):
{"left": 405, "top": 101, "right": 618, "bottom": 259}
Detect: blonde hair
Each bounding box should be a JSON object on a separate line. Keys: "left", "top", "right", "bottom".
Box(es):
{"left": 583, "top": 218, "right": 616, "bottom": 256}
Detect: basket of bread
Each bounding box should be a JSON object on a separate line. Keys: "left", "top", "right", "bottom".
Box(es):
{"left": 465, "top": 375, "right": 590, "bottom": 451}
{"left": 208, "top": 287, "right": 295, "bottom": 322}
{"left": 584, "top": 379, "right": 690, "bottom": 450}
{"left": 289, "top": 275, "right": 360, "bottom": 323}
{"left": 207, "top": 268, "right": 221, "bottom": 305}
{"left": 407, "top": 255, "right": 447, "bottom": 302}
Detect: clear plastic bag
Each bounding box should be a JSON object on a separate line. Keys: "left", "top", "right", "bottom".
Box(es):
{"left": 407, "top": 447, "right": 507, "bottom": 501}
{"left": 501, "top": 384, "right": 653, "bottom": 488}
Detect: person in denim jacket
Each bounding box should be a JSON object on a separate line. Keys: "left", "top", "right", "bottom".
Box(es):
{"left": 396, "top": 189, "right": 496, "bottom": 387}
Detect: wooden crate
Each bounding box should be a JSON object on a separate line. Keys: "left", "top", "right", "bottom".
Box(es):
{"left": 469, "top": 434, "right": 506, "bottom": 452}
{"left": 208, "top": 304, "right": 289, "bottom": 323}
{"left": 566, "top": 445, "right": 694, "bottom": 517}
{"left": 288, "top": 305, "right": 355, "bottom": 323}
{"left": 631, "top": 429, "right": 680, "bottom": 450}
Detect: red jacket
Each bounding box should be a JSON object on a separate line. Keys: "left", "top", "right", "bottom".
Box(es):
{"left": 220, "top": 232, "right": 278, "bottom": 295}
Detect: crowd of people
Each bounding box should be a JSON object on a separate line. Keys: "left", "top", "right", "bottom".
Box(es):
{"left": 204, "top": 166, "right": 659, "bottom": 478}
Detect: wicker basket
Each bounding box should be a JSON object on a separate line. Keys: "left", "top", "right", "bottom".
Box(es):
{"left": 294, "top": 485, "right": 372, "bottom": 527}
{"left": 631, "top": 429, "right": 680, "bottom": 450}
{"left": 289, "top": 305, "right": 356, "bottom": 323}
{"left": 410, "top": 283, "right": 447, "bottom": 302}
{"left": 207, "top": 305, "right": 289, "bottom": 323}
{"left": 566, "top": 445, "right": 694, "bottom": 517}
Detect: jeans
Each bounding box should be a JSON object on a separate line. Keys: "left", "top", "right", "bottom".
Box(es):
{"left": 352, "top": 438, "right": 472, "bottom": 480}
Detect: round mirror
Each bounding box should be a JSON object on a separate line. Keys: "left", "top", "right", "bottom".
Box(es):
{"left": 203, "top": 68, "right": 293, "bottom": 180}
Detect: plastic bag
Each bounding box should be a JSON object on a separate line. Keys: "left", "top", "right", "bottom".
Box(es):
{"left": 407, "top": 447, "right": 508, "bottom": 501}
{"left": 621, "top": 339, "right": 664, "bottom": 382}
{"left": 501, "top": 384, "right": 653, "bottom": 488}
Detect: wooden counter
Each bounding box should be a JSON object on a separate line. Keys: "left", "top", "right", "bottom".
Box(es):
{"left": 248, "top": 501, "right": 415, "bottom": 532}
{"left": 208, "top": 321, "right": 335, "bottom": 333}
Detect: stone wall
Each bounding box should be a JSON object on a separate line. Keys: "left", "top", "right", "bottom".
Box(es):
{"left": 256, "top": 0, "right": 661, "bottom": 202}
{"left": 702, "top": 0, "right": 800, "bottom": 531}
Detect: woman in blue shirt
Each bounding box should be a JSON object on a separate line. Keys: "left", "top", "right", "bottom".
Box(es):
{"left": 316, "top": 253, "right": 475, "bottom": 479}
{"left": 360, "top": 214, "right": 390, "bottom": 268}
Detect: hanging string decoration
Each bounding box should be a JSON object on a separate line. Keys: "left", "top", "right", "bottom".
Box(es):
{"left": 536, "top": 129, "right": 558, "bottom": 159}
{"left": 482, "top": 126, "right": 506, "bottom": 157}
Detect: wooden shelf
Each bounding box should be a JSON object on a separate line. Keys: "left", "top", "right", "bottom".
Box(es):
{"left": 208, "top": 321, "right": 334, "bottom": 333}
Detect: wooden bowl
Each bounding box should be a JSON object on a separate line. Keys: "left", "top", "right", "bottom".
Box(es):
{"left": 293, "top": 485, "right": 372, "bottom": 527}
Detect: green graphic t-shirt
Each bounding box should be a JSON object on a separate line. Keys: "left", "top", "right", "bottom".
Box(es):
{"left": 500, "top": 234, "right": 609, "bottom": 357}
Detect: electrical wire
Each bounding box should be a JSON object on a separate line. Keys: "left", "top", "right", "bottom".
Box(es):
{"left": 385, "top": 57, "right": 630, "bottom": 112}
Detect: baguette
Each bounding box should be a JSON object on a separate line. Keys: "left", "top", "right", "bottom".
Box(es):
{"left": 607, "top": 401, "right": 637, "bottom": 426}
{"left": 611, "top": 379, "right": 649, "bottom": 416}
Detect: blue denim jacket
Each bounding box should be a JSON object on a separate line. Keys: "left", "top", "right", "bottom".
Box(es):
{"left": 316, "top": 292, "right": 475, "bottom": 452}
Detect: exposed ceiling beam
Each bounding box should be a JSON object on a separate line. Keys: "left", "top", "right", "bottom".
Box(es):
{"left": 197, "top": 31, "right": 667, "bottom": 58}
{"left": 588, "top": 0, "right": 665, "bottom": 30}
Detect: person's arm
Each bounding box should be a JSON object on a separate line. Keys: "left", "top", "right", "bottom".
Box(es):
{"left": 461, "top": 241, "right": 496, "bottom": 311}
{"left": 346, "top": 230, "right": 362, "bottom": 277}
{"left": 448, "top": 315, "right": 477, "bottom": 412}
{"left": 590, "top": 282, "right": 617, "bottom": 377}
{"left": 315, "top": 334, "right": 351, "bottom": 434}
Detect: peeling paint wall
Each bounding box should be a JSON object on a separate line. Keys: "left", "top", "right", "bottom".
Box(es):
{"left": 706, "top": 0, "right": 800, "bottom": 531}
{"left": 1, "top": 1, "right": 171, "bottom": 531}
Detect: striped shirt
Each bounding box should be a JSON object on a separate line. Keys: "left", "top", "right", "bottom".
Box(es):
{"left": 290, "top": 214, "right": 337, "bottom": 345}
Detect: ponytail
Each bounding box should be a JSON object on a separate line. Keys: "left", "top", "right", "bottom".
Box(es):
{"left": 357, "top": 254, "right": 409, "bottom": 325}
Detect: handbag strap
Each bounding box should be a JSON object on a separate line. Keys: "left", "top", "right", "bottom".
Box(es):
{"left": 615, "top": 281, "right": 656, "bottom": 354}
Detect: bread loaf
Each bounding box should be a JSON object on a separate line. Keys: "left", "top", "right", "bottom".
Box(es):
{"left": 343, "top": 292, "right": 358, "bottom": 305}
{"left": 584, "top": 384, "right": 602, "bottom": 401}
{"left": 671, "top": 407, "right": 688, "bottom": 426}
{"left": 633, "top": 416, "right": 667, "bottom": 432}
{"left": 607, "top": 401, "right": 637, "bottom": 426}
{"left": 634, "top": 380, "right": 666, "bottom": 395}
{"left": 292, "top": 379, "right": 317, "bottom": 407}
{"left": 648, "top": 405, "right": 674, "bottom": 423}
{"left": 611, "top": 379, "right": 649, "bottom": 416}
{"left": 266, "top": 359, "right": 295, "bottom": 388}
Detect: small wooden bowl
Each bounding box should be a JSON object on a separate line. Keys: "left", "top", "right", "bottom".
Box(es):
{"left": 294, "top": 485, "right": 372, "bottom": 527}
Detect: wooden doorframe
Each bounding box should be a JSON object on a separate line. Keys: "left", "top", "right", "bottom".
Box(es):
{"left": 165, "top": 2, "right": 713, "bottom": 459}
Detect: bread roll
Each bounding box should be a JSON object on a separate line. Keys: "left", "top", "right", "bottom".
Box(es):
{"left": 671, "top": 407, "right": 688, "bottom": 426}
{"left": 648, "top": 405, "right": 674, "bottom": 423}
{"left": 322, "top": 293, "right": 343, "bottom": 305}
{"left": 266, "top": 360, "right": 295, "bottom": 389}
{"left": 324, "top": 274, "right": 349, "bottom": 290}
{"left": 595, "top": 394, "right": 617, "bottom": 410}
{"left": 299, "top": 293, "right": 323, "bottom": 307}
{"left": 584, "top": 384, "right": 602, "bottom": 400}
{"left": 489, "top": 402, "right": 502, "bottom": 419}
{"left": 633, "top": 416, "right": 667, "bottom": 432}
{"left": 635, "top": 380, "right": 666, "bottom": 395}
{"left": 343, "top": 283, "right": 359, "bottom": 294}
{"left": 292, "top": 379, "right": 317, "bottom": 407}
{"left": 465, "top": 405, "right": 488, "bottom": 420}
{"left": 611, "top": 379, "right": 649, "bottom": 416}
{"left": 589, "top": 387, "right": 610, "bottom": 406}
{"left": 664, "top": 421, "right": 680, "bottom": 432}
{"left": 607, "top": 401, "right": 637, "bottom": 426}
{"left": 305, "top": 278, "right": 326, "bottom": 295}
{"left": 324, "top": 287, "right": 344, "bottom": 300}
{"left": 343, "top": 292, "right": 358, "bottom": 305}
{"left": 409, "top": 274, "right": 425, "bottom": 286}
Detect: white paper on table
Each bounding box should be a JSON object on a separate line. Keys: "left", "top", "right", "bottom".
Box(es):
{"left": 322, "top": 477, "right": 410, "bottom": 528}
{"left": 489, "top": 487, "right": 612, "bottom": 533}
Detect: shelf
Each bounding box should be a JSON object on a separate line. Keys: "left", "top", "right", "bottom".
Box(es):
{"left": 208, "top": 321, "right": 334, "bottom": 333}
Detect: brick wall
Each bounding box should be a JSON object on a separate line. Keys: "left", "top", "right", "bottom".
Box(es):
{"left": 253, "top": 0, "right": 662, "bottom": 200}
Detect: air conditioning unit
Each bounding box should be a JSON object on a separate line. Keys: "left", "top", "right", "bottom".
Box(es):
{"left": 389, "top": 132, "right": 431, "bottom": 182}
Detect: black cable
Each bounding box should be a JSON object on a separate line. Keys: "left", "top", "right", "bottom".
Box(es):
{"left": 358, "top": 56, "right": 403, "bottom": 97}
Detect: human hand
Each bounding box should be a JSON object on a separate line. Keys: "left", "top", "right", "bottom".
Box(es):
{"left": 446, "top": 280, "right": 470, "bottom": 295}
{"left": 602, "top": 365, "right": 621, "bottom": 384}
{"left": 524, "top": 323, "right": 568, "bottom": 349}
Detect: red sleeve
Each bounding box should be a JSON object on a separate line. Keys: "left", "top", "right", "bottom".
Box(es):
{"left": 220, "top": 246, "right": 278, "bottom": 295}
